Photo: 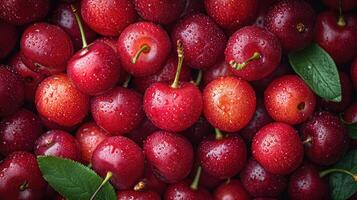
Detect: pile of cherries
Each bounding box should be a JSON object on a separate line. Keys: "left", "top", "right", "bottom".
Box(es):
{"left": 0, "top": 0, "right": 357, "bottom": 199}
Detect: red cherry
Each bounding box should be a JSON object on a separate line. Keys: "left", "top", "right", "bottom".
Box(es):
{"left": 214, "top": 180, "right": 251, "bottom": 200}
{"left": 117, "top": 190, "right": 161, "bottom": 200}
{"left": 203, "top": 76, "right": 256, "bottom": 132}
{"left": 343, "top": 102, "right": 357, "bottom": 124}
{"left": 164, "top": 181, "right": 212, "bottom": 200}
{"left": 202, "top": 59, "right": 232, "bottom": 87}
{"left": 351, "top": 58, "right": 357, "bottom": 91}
{"left": 91, "top": 87, "right": 144, "bottom": 135}
{"left": 252, "top": 122, "right": 304, "bottom": 175}
{"left": 81, "top": 0, "right": 137, "bottom": 36}
{"left": 39, "top": 114, "right": 79, "bottom": 133}
{"left": 0, "top": 21, "right": 18, "bottom": 60}
{"left": 321, "top": 0, "right": 357, "bottom": 11}
{"left": 92, "top": 136, "right": 145, "bottom": 190}
{"left": 0, "top": 152, "right": 47, "bottom": 200}
{"left": 180, "top": 116, "right": 214, "bottom": 145}
{"left": 136, "top": 166, "right": 168, "bottom": 195}
{"left": 127, "top": 117, "right": 159, "bottom": 147}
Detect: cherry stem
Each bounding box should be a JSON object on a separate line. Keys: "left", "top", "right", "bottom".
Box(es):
{"left": 133, "top": 181, "right": 146, "bottom": 191}
{"left": 190, "top": 166, "right": 202, "bottom": 190}
{"left": 89, "top": 171, "right": 113, "bottom": 200}
{"left": 215, "top": 128, "right": 223, "bottom": 140}
{"left": 194, "top": 70, "right": 202, "bottom": 86}
{"left": 171, "top": 40, "right": 184, "bottom": 89}
{"left": 302, "top": 137, "right": 312, "bottom": 144}
{"left": 71, "top": 4, "right": 88, "bottom": 48}
{"left": 320, "top": 168, "right": 357, "bottom": 182}
{"left": 230, "top": 52, "right": 261, "bottom": 70}
{"left": 19, "top": 181, "right": 29, "bottom": 191}
{"left": 122, "top": 75, "right": 131, "bottom": 88}
{"left": 337, "top": 0, "right": 346, "bottom": 27}
{"left": 131, "top": 44, "right": 150, "bottom": 64}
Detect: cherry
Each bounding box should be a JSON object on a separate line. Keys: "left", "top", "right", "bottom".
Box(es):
{"left": 252, "top": 122, "right": 304, "bottom": 175}
{"left": 214, "top": 180, "right": 251, "bottom": 200}
{"left": 343, "top": 102, "right": 357, "bottom": 124}
{"left": 203, "top": 76, "right": 256, "bottom": 132}
{"left": 254, "top": 0, "right": 277, "bottom": 28}
{"left": 117, "top": 21, "right": 171, "bottom": 77}
{"left": 20, "top": 23, "right": 74, "bottom": 75}
{"left": 92, "top": 136, "right": 145, "bottom": 190}
{"left": 134, "top": 0, "right": 186, "bottom": 24}
{"left": 202, "top": 59, "right": 232, "bottom": 87}
{"left": 117, "top": 190, "right": 160, "bottom": 200}
{"left": 35, "top": 74, "right": 89, "bottom": 127}
{"left": 75, "top": 122, "right": 109, "bottom": 163}
{"left": 225, "top": 25, "right": 282, "bottom": 81}
{"left": 0, "top": 109, "right": 43, "bottom": 156}
{"left": 0, "top": 66, "right": 24, "bottom": 117}
{"left": 91, "top": 86, "right": 144, "bottom": 135}
{"left": 39, "top": 114, "right": 79, "bottom": 133}
{"left": 314, "top": 11, "right": 357, "bottom": 64}
{"left": 301, "top": 111, "right": 349, "bottom": 166}
{"left": 172, "top": 14, "right": 226, "bottom": 69}
{"left": 81, "top": 0, "right": 137, "bottom": 36}
{"left": 135, "top": 166, "right": 168, "bottom": 195}
{"left": 0, "top": 0, "right": 49, "bottom": 25}
{"left": 0, "top": 21, "right": 18, "bottom": 60}
{"left": 321, "top": 0, "right": 357, "bottom": 11}
{"left": 196, "top": 167, "right": 223, "bottom": 190}
{"left": 34, "top": 130, "right": 81, "bottom": 161}
{"left": 264, "top": 75, "right": 316, "bottom": 125}
{"left": 127, "top": 117, "right": 159, "bottom": 147}
{"left": 204, "top": 0, "right": 258, "bottom": 30}
{"left": 264, "top": 0, "right": 315, "bottom": 52}
{"left": 144, "top": 131, "right": 194, "bottom": 183}
{"left": 0, "top": 152, "right": 47, "bottom": 200}
{"left": 352, "top": 58, "right": 357, "bottom": 91}
{"left": 288, "top": 164, "right": 330, "bottom": 200}
{"left": 181, "top": 116, "right": 213, "bottom": 145}
{"left": 240, "top": 159, "right": 287, "bottom": 198}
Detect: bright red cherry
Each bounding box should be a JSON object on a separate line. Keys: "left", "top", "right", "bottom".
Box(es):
{"left": 264, "top": 75, "right": 316, "bottom": 125}
{"left": 92, "top": 136, "right": 145, "bottom": 190}
{"left": 0, "top": 22, "right": 18, "bottom": 60}
{"left": 321, "top": 0, "right": 357, "bottom": 11}
{"left": 214, "top": 180, "right": 251, "bottom": 200}
{"left": 225, "top": 25, "right": 282, "bottom": 81}
{"left": 164, "top": 181, "right": 212, "bottom": 200}
{"left": 81, "top": 0, "right": 137, "bottom": 36}
{"left": 252, "top": 122, "right": 304, "bottom": 175}
{"left": 117, "top": 190, "right": 161, "bottom": 200}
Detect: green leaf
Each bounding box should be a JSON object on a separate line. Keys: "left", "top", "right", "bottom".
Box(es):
{"left": 329, "top": 150, "right": 357, "bottom": 200}
{"left": 288, "top": 43, "right": 342, "bottom": 102}
{"left": 37, "top": 156, "right": 116, "bottom": 200}
{"left": 346, "top": 123, "right": 357, "bottom": 139}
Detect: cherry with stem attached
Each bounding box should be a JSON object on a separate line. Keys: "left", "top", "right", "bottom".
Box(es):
{"left": 90, "top": 172, "right": 113, "bottom": 200}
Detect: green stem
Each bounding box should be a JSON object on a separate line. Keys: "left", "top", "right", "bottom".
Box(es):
{"left": 337, "top": 0, "right": 346, "bottom": 27}
{"left": 229, "top": 52, "right": 261, "bottom": 70}
{"left": 215, "top": 128, "right": 223, "bottom": 140}
{"left": 171, "top": 40, "right": 184, "bottom": 89}
{"left": 190, "top": 166, "right": 202, "bottom": 190}
{"left": 71, "top": 4, "right": 88, "bottom": 48}
{"left": 122, "top": 75, "right": 131, "bottom": 88}
{"left": 194, "top": 70, "right": 202, "bottom": 86}
{"left": 90, "top": 171, "right": 113, "bottom": 200}
{"left": 320, "top": 168, "right": 357, "bottom": 182}
{"left": 131, "top": 44, "right": 150, "bottom": 64}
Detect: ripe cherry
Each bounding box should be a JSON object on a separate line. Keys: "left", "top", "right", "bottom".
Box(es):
{"left": 181, "top": 116, "right": 213, "bottom": 145}
{"left": 0, "top": 22, "right": 18, "bottom": 60}
{"left": 164, "top": 181, "right": 212, "bottom": 200}
{"left": 343, "top": 102, "right": 357, "bottom": 124}
{"left": 117, "top": 190, "right": 160, "bottom": 200}
{"left": 202, "top": 59, "right": 232, "bottom": 87}
{"left": 214, "top": 180, "right": 251, "bottom": 200}
{"left": 135, "top": 166, "right": 168, "bottom": 195}
{"left": 127, "top": 117, "right": 159, "bottom": 147}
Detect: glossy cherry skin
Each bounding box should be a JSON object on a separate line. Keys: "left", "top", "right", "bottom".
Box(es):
{"left": 134, "top": 0, "right": 185, "bottom": 24}
{"left": 214, "top": 180, "right": 251, "bottom": 200}
{"left": 0, "top": 0, "right": 49, "bottom": 25}
{"left": 198, "top": 135, "right": 247, "bottom": 179}
{"left": 34, "top": 130, "right": 81, "bottom": 161}
{"left": 0, "top": 22, "right": 18, "bottom": 60}
{"left": 352, "top": 59, "right": 357, "bottom": 91}
{"left": 321, "top": 0, "right": 357, "bottom": 11}
{"left": 301, "top": 111, "right": 349, "bottom": 166}
{"left": 0, "top": 109, "right": 43, "bottom": 156}
{"left": 117, "top": 190, "right": 161, "bottom": 200}
{"left": 343, "top": 102, "right": 357, "bottom": 124}
{"left": 225, "top": 25, "right": 282, "bottom": 81}
{"left": 51, "top": 3, "right": 97, "bottom": 50}
{"left": 202, "top": 59, "right": 232, "bottom": 87}
{"left": 264, "top": 75, "right": 316, "bottom": 125}
{"left": 164, "top": 181, "right": 212, "bottom": 200}
{"left": 138, "top": 166, "right": 168, "bottom": 195}
{"left": 288, "top": 164, "right": 330, "bottom": 200}
{"left": 204, "top": 0, "right": 258, "bottom": 30}
{"left": 0, "top": 152, "right": 47, "bottom": 200}
{"left": 67, "top": 41, "right": 121, "bottom": 95}
{"left": 203, "top": 76, "right": 256, "bottom": 132}
{"left": 35, "top": 74, "right": 89, "bottom": 127}
{"left": 264, "top": 0, "right": 315, "bottom": 52}
{"left": 144, "top": 82, "right": 202, "bottom": 132}
{"left": 240, "top": 159, "right": 287, "bottom": 198}
{"left": 314, "top": 11, "right": 357, "bottom": 64}
{"left": 252, "top": 122, "right": 304, "bottom": 175}
{"left": 117, "top": 21, "right": 171, "bottom": 77}
{"left": 172, "top": 14, "right": 226, "bottom": 69}
{"left": 92, "top": 136, "right": 145, "bottom": 190}
{"left": 127, "top": 117, "right": 159, "bottom": 147}
{"left": 133, "top": 55, "right": 191, "bottom": 93}
{"left": 81, "top": 0, "right": 137, "bottom": 36}
{"left": 144, "top": 131, "right": 194, "bottom": 183}
{"left": 0, "top": 66, "right": 24, "bottom": 117}
{"left": 91, "top": 87, "right": 144, "bottom": 135}
{"left": 75, "top": 122, "right": 109, "bottom": 163}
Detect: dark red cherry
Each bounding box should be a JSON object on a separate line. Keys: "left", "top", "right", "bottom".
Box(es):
{"left": 117, "top": 190, "right": 160, "bottom": 200}
{"left": 0, "top": 109, "right": 43, "bottom": 156}
{"left": 204, "top": 0, "right": 258, "bottom": 30}
{"left": 351, "top": 58, "right": 357, "bottom": 91}
{"left": 214, "top": 180, "right": 251, "bottom": 200}
{"left": 343, "top": 102, "right": 357, "bottom": 124}
{"left": 254, "top": 0, "right": 277, "bottom": 28}
{"left": 144, "top": 131, "right": 194, "bottom": 183}
{"left": 225, "top": 25, "right": 282, "bottom": 81}
{"left": 180, "top": 116, "right": 214, "bottom": 145}
{"left": 264, "top": 0, "right": 315, "bottom": 52}
{"left": 92, "top": 136, "right": 145, "bottom": 190}
{"left": 0, "top": 152, "right": 47, "bottom": 200}
{"left": 252, "top": 122, "right": 304, "bottom": 175}
{"left": 321, "top": 0, "right": 357, "bottom": 11}
{"left": 81, "top": 0, "right": 137, "bottom": 36}
{"left": 172, "top": 14, "right": 226, "bottom": 69}
{"left": 202, "top": 59, "right": 232, "bottom": 87}
{"left": 91, "top": 87, "right": 144, "bottom": 135}
{"left": 127, "top": 117, "right": 159, "bottom": 147}
{"left": 198, "top": 168, "right": 223, "bottom": 190}
{"left": 0, "top": 0, "right": 49, "bottom": 25}
{"left": 136, "top": 166, "right": 168, "bottom": 195}
{"left": 301, "top": 111, "right": 349, "bottom": 166}
{"left": 0, "top": 21, "right": 18, "bottom": 60}
{"left": 20, "top": 23, "right": 74, "bottom": 75}
{"left": 164, "top": 181, "right": 212, "bottom": 200}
